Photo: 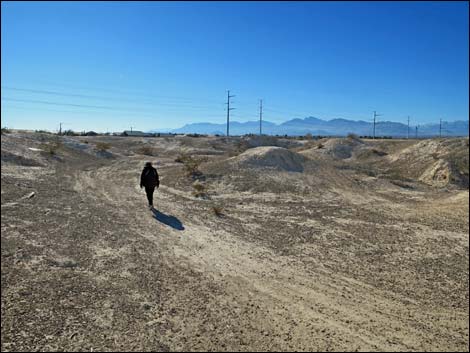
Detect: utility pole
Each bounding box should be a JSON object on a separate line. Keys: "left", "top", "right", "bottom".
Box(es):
{"left": 373, "top": 111, "right": 382, "bottom": 139}
{"left": 439, "top": 118, "right": 442, "bottom": 138}
{"left": 407, "top": 116, "right": 410, "bottom": 139}
{"left": 415, "top": 125, "right": 419, "bottom": 139}
{"left": 226, "top": 90, "right": 235, "bottom": 137}
{"left": 59, "top": 122, "right": 62, "bottom": 135}
{"left": 259, "top": 99, "right": 263, "bottom": 136}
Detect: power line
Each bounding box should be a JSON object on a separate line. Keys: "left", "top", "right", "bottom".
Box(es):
{"left": 6, "top": 80, "right": 224, "bottom": 105}
{"left": 373, "top": 111, "right": 382, "bottom": 139}
{"left": 2, "top": 97, "right": 117, "bottom": 110}
{"left": 1, "top": 103, "right": 227, "bottom": 123}
{"left": 259, "top": 99, "right": 263, "bottom": 135}
{"left": 1, "top": 86, "right": 223, "bottom": 110}
{"left": 1, "top": 96, "right": 225, "bottom": 117}
{"left": 226, "top": 90, "right": 235, "bottom": 137}
{"left": 407, "top": 116, "right": 410, "bottom": 139}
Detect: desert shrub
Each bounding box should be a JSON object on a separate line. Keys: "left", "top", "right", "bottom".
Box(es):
{"left": 95, "top": 142, "right": 111, "bottom": 152}
{"left": 192, "top": 181, "right": 207, "bottom": 198}
{"left": 182, "top": 155, "right": 207, "bottom": 178}
{"left": 175, "top": 153, "right": 188, "bottom": 163}
{"left": 186, "top": 133, "right": 207, "bottom": 138}
{"left": 236, "top": 140, "right": 250, "bottom": 153}
{"left": 448, "top": 150, "right": 469, "bottom": 176}
{"left": 347, "top": 133, "right": 361, "bottom": 141}
{"left": 137, "top": 145, "right": 156, "bottom": 156}
{"left": 305, "top": 133, "right": 313, "bottom": 140}
{"left": 357, "top": 148, "right": 387, "bottom": 159}
{"left": 382, "top": 168, "right": 411, "bottom": 182}
{"left": 39, "top": 139, "right": 63, "bottom": 155}
{"left": 211, "top": 204, "right": 224, "bottom": 217}
{"left": 1, "top": 127, "right": 11, "bottom": 134}
{"left": 317, "top": 142, "right": 324, "bottom": 149}
{"left": 63, "top": 129, "right": 77, "bottom": 136}
{"left": 371, "top": 149, "right": 387, "bottom": 156}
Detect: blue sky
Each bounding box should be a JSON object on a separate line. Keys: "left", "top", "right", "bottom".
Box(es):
{"left": 1, "top": 1, "right": 469, "bottom": 132}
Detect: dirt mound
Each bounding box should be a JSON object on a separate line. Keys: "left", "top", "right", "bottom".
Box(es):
{"left": 242, "top": 135, "right": 302, "bottom": 149}
{"left": 300, "top": 137, "right": 370, "bottom": 160}
{"left": 231, "top": 146, "right": 306, "bottom": 172}
{"left": 1, "top": 133, "right": 49, "bottom": 166}
{"left": 62, "top": 138, "right": 116, "bottom": 159}
{"left": 419, "top": 159, "right": 455, "bottom": 187}
{"left": 1, "top": 150, "right": 45, "bottom": 167}
{"left": 387, "top": 138, "right": 469, "bottom": 188}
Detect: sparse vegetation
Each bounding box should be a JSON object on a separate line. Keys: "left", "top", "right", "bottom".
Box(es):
{"left": 95, "top": 142, "right": 111, "bottom": 152}
{"left": 192, "top": 181, "right": 207, "bottom": 198}
{"left": 137, "top": 145, "right": 156, "bottom": 156}
{"left": 63, "top": 129, "right": 78, "bottom": 136}
{"left": 1, "top": 127, "right": 11, "bottom": 134}
{"left": 236, "top": 140, "right": 250, "bottom": 154}
{"left": 181, "top": 155, "right": 207, "bottom": 178}
{"left": 447, "top": 148, "right": 469, "bottom": 184}
{"left": 39, "top": 139, "right": 63, "bottom": 155}
{"left": 347, "top": 133, "right": 361, "bottom": 141}
{"left": 211, "top": 204, "right": 224, "bottom": 217}
{"left": 175, "top": 153, "right": 188, "bottom": 163}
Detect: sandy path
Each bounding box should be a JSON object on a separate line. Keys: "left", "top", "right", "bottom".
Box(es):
{"left": 70, "top": 156, "right": 468, "bottom": 352}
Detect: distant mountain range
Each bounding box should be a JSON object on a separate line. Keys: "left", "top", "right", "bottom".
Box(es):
{"left": 150, "top": 117, "right": 469, "bottom": 137}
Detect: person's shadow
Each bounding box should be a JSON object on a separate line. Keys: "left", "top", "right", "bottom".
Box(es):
{"left": 151, "top": 208, "right": 185, "bottom": 231}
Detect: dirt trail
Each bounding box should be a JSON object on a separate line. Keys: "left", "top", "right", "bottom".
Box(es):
{"left": 71, "top": 156, "right": 468, "bottom": 351}
{"left": 2, "top": 134, "right": 469, "bottom": 352}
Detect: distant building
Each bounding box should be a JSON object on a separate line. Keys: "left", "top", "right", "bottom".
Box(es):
{"left": 154, "top": 132, "right": 175, "bottom": 137}
{"left": 121, "top": 130, "right": 154, "bottom": 137}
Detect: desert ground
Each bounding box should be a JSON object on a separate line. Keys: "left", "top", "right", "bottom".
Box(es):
{"left": 1, "top": 131, "right": 469, "bottom": 352}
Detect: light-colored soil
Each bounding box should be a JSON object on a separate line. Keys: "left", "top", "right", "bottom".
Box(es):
{"left": 1, "top": 132, "right": 469, "bottom": 351}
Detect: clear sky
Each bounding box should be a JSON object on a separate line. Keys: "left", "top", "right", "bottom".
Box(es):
{"left": 1, "top": 1, "right": 469, "bottom": 132}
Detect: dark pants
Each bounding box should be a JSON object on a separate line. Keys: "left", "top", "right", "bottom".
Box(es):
{"left": 145, "top": 186, "right": 155, "bottom": 206}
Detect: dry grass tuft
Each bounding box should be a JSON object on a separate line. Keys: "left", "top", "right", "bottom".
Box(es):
{"left": 211, "top": 204, "right": 224, "bottom": 217}
{"left": 95, "top": 142, "right": 111, "bottom": 152}
{"left": 137, "top": 145, "right": 156, "bottom": 156}
{"left": 192, "top": 181, "right": 207, "bottom": 198}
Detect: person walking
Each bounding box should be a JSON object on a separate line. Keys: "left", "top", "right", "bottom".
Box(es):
{"left": 140, "top": 162, "right": 160, "bottom": 209}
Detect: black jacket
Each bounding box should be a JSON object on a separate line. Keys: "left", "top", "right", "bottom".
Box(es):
{"left": 140, "top": 166, "right": 159, "bottom": 188}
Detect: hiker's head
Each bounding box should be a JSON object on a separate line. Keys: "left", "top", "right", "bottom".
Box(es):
{"left": 145, "top": 162, "right": 152, "bottom": 167}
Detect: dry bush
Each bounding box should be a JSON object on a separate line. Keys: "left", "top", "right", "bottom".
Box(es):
{"left": 448, "top": 150, "right": 469, "bottom": 177}
{"left": 192, "top": 181, "right": 207, "bottom": 198}
{"left": 211, "top": 204, "right": 224, "bottom": 217}
{"left": 236, "top": 140, "right": 250, "bottom": 153}
{"left": 347, "top": 133, "right": 361, "bottom": 141}
{"left": 175, "top": 153, "right": 188, "bottom": 163}
{"left": 39, "top": 140, "right": 63, "bottom": 155}
{"left": 95, "top": 142, "right": 111, "bottom": 152}
{"left": 137, "top": 145, "right": 156, "bottom": 156}
{"left": 1, "top": 127, "right": 11, "bottom": 134}
{"left": 182, "top": 155, "right": 207, "bottom": 178}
